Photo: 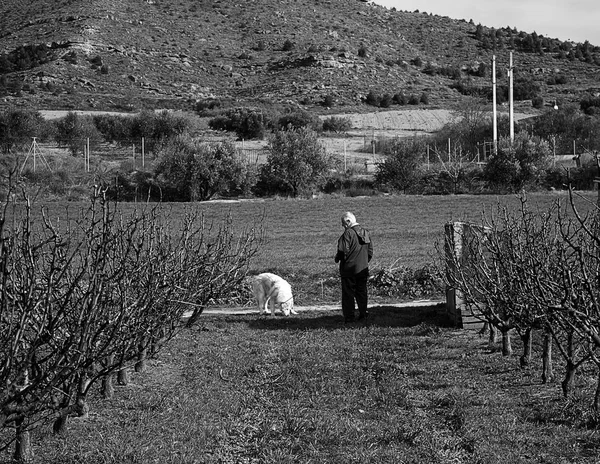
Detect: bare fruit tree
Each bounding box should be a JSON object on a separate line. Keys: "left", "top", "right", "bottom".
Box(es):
{"left": 442, "top": 191, "right": 600, "bottom": 407}
{"left": 1, "top": 181, "right": 263, "bottom": 461}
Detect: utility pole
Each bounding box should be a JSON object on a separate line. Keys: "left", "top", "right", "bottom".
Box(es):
{"left": 492, "top": 55, "right": 498, "bottom": 153}
{"left": 508, "top": 51, "right": 514, "bottom": 143}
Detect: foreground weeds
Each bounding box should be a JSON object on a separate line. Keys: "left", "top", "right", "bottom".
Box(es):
{"left": 16, "top": 306, "right": 600, "bottom": 464}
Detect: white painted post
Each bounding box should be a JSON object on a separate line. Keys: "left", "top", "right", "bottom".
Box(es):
{"left": 492, "top": 55, "right": 498, "bottom": 153}
{"left": 509, "top": 51, "right": 514, "bottom": 143}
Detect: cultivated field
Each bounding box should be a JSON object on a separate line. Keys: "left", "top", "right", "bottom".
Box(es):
{"left": 4, "top": 191, "right": 600, "bottom": 463}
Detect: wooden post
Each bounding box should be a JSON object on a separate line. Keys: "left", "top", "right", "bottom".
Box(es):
{"left": 141, "top": 137, "right": 145, "bottom": 168}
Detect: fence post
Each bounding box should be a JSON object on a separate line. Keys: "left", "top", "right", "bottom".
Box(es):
{"left": 444, "top": 222, "right": 486, "bottom": 330}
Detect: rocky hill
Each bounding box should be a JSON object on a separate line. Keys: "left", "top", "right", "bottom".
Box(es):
{"left": 1, "top": 0, "right": 599, "bottom": 114}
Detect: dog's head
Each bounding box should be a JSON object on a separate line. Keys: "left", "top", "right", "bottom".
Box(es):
{"left": 281, "top": 298, "right": 294, "bottom": 316}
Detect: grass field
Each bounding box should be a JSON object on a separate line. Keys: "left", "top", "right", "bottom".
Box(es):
{"left": 34, "top": 191, "right": 598, "bottom": 305}
{"left": 22, "top": 307, "right": 600, "bottom": 463}
{"left": 4, "top": 191, "right": 600, "bottom": 464}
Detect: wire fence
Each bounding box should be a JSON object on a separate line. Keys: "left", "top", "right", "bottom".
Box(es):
{"left": 10, "top": 135, "right": 588, "bottom": 175}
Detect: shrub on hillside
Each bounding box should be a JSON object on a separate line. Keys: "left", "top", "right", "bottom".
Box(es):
{"left": 365, "top": 91, "right": 382, "bottom": 107}
{"left": 532, "top": 96, "right": 544, "bottom": 109}
{"left": 393, "top": 92, "right": 408, "bottom": 105}
{"left": 322, "top": 94, "right": 335, "bottom": 107}
{"left": 282, "top": 39, "right": 295, "bottom": 51}
{"left": 380, "top": 94, "right": 394, "bottom": 108}
{"left": 195, "top": 98, "right": 222, "bottom": 115}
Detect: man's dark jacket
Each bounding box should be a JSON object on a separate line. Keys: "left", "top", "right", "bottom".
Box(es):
{"left": 335, "top": 225, "right": 373, "bottom": 276}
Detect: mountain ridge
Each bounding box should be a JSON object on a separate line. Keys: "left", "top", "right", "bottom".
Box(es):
{"left": 1, "top": 0, "right": 599, "bottom": 113}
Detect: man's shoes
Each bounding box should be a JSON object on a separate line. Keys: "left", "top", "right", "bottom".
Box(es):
{"left": 357, "top": 312, "right": 368, "bottom": 321}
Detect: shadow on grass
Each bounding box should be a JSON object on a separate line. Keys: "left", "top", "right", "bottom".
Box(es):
{"left": 244, "top": 303, "right": 453, "bottom": 331}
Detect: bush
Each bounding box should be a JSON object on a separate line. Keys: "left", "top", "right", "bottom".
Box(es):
{"left": 483, "top": 133, "right": 551, "bottom": 192}
{"left": 380, "top": 94, "right": 394, "bottom": 108}
{"left": 54, "top": 112, "right": 102, "bottom": 156}
{"left": 408, "top": 94, "right": 420, "bottom": 105}
{"left": 374, "top": 137, "right": 426, "bottom": 193}
{"left": 256, "top": 127, "right": 331, "bottom": 197}
{"left": 154, "top": 136, "right": 255, "bottom": 201}
{"left": 208, "top": 107, "right": 273, "bottom": 139}
{"left": 0, "top": 108, "right": 54, "bottom": 154}
{"left": 365, "top": 91, "right": 381, "bottom": 107}
{"left": 393, "top": 93, "right": 408, "bottom": 105}
{"left": 411, "top": 56, "right": 423, "bottom": 67}
{"left": 322, "top": 116, "right": 352, "bottom": 133}
{"left": 322, "top": 94, "right": 335, "bottom": 107}
{"left": 195, "top": 98, "right": 222, "bottom": 115}
{"left": 278, "top": 109, "right": 321, "bottom": 131}
{"left": 369, "top": 264, "right": 444, "bottom": 299}
{"left": 532, "top": 96, "right": 544, "bottom": 109}
{"left": 282, "top": 39, "right": 295, "bottom": 51}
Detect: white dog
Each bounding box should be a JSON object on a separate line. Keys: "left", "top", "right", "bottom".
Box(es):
{"left": 251, "top": 273, "right": 297, "bottom": 316}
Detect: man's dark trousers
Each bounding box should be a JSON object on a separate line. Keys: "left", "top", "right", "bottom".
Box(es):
{"left": 341, "top": 269, "right": 369, "bottom": 321}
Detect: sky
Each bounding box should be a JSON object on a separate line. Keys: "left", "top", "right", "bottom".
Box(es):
{"left": 373, "top": 0, "right": 600, "bottom": 46}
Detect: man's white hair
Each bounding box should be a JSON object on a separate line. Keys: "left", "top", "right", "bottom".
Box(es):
{"left": 342, "top": 212, "right": 357, "bottom": 225}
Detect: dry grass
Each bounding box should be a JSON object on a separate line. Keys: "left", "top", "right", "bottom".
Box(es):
{"left": 20, "top": 306, "right": 600, "bottom": 464}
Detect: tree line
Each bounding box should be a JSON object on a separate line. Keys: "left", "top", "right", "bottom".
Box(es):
{"left": 2, "top": 100, "right": 600, "bottom": 201}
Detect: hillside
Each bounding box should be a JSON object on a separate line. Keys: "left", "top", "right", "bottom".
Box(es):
{"left": 1, "top": 0, "right": 599, "bottom": 114}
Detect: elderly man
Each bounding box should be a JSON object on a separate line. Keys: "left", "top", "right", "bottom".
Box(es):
{"left": 334, "top": 212, "right": 373, "bottom": 324}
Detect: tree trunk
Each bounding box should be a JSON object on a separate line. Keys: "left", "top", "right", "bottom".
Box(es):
{"left": 14, "top": 417, "right": 33, "bottom": 463}
{"left": 117, "top": 365, "right": 129, "bottom": 386}
{"left": 561, "top": 331, "right": 577, "bottom": 397}
{"left": 53, "top": 382, "right": 72, "bottom": 435}
{"left": 519, "top": 328, "right": 532, "bottom": 368}
{"left": 501, "top": 328, "right": 513, "bottom": 356}
{"left": 135, "top": 337, "right": 148, "bottom": 373}
{"left": 488, "top": 323, "right": 500, "bottom": 348}
{"left": 594, "top": 368, "right": 600, "bottom": 413}
{"left": 53, "top": 415, "right": 68, "bottom": 435}
{"left": 102, "top": 354, "right": 115, "bottom": 399}
{"left": 562, "top": 360, "right": 577, "bottom": 397}
{"left": 541, "top": 326, "right": 553, "bottom": 384}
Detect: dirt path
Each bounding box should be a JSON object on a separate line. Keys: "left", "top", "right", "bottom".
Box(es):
{"left": 195, "top": 299, "right": 444, "bottom": 316}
